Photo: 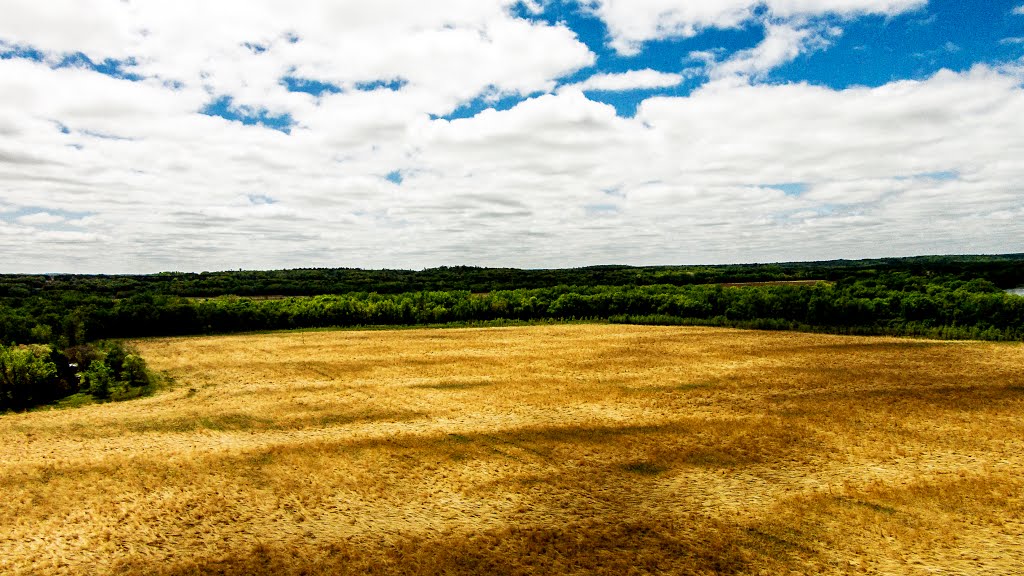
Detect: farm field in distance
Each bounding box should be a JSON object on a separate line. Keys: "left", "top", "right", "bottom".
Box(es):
{"left": 2, "top": 324, "right": 1023, "bottom": 575}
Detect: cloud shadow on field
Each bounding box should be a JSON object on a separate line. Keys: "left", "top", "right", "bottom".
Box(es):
{"left": 409, "top": 380, "right": 494, "bottom": 391}
{"left": 769, "top": 383, "right": 1024, "bottom": 417}
{"left": 111, "top": 513, "right": 759, "bottom": 576}
{"left": 228, "top": 416, "right": 822, "bottom": 477}
{"left": 59, "top": 408, "right": 428, "bottom": 438}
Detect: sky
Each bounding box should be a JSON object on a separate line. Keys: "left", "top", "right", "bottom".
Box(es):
{"left": 1, "top": 0, "right": 1023, "bottom": 273}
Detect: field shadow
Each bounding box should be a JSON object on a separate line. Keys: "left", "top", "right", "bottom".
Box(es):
{"left": 643, "top": 381, "right": 720, "bottom": 393}
{"left": 771, "top": 341, "right": 949, "bottom": 355}
{"left": 409, "top": 380, "right": 494, "bottom": 391}
{"left": 771, "top": 383, "right": 1024, "bottom": 415}
{"left": 111, "top": 515, "right": 761, "bottom": 576}
{"left": 209, "top": 416, "right": 816, "bottom": 478}
{"left": 621, "top": 461, "right": 668, "bottom": 475}
{"left": 115, "top": 408, "right": 426, "bottom": 434}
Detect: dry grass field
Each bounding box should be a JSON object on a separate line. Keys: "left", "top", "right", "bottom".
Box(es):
{"left": 2, "top": 324, "right": 1023, "bottom": 575}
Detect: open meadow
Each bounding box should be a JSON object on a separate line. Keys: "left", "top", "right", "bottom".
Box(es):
{"left": 1, "top": 324, "right": 1023, "bottom": 575}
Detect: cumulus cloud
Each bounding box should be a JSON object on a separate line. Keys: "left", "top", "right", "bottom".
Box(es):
{"left": 15, "top": 212, "right": 66, "bottom": 226}
{"left": 5, "top": 62, "right": 1024, "bottom": 270}
{"left": 694, "top": 23, "right": 834, "bottom": 80}
{"left": 566, "top": 69, "right": 686, "bottom": 92}
{"left": 0, "top": 0, "right": 594, "bottom": 119}
{"left": 580, "top": 0, "right": 925, "bottom": 54}
{"left": 0, "top": 1, "right": 1021, "bottom": 272}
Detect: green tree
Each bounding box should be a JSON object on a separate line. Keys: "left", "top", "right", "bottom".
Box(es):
{"left": 0, "top": 344, "right": 58, "bottom": 411}
{"left": 81, "top": 359, "right": 114, "bottom": 399}
{"left": 119, "top": 353, "right": 149, "bottom": 389}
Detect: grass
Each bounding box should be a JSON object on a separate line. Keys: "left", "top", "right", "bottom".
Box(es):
{"left": 1, "top": 324, "right": 1023, "bottom": 575}
{"left": 49, "top": 392, "right": 95, "bottom": 410}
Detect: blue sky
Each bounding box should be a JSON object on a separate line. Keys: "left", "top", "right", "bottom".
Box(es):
{"left": 513, "top": 0, "right": 1024, "bottom": 116}
{"left": 0, "top": 0, "right": 1023, "bottom": 272}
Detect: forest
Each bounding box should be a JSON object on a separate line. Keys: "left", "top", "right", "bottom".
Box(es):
{"left": 2, "top": 254, "right": 1023, "bottom": 411}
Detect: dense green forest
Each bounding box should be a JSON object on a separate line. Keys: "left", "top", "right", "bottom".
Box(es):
{"left": 2, "top": 254, "right": 1023, "bottom": 411}
{"left": 5, "top": 254, "right": 1024, "bottom": 300}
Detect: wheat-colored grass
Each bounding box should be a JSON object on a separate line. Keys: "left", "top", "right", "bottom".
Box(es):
{"left": 1, "top": 325, "right": 1022, "bottom": 575}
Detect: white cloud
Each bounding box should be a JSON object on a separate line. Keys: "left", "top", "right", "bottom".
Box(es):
{"left": 1014, "top": 5, "right": 1024, "bottom": 15}
{"left": 567, "top": 69, "right": 686, "bottom": 92}
{"left": 766, "top": 0, "right": 926, "bottom": 17}
{"left": 0, "top": 2, "right": 1022, "bottom": 272}
{"left": 579, "top": 0, "right": 757, "bottom": 55}
{"left": 581, "top": 0, "right": 925, "bottom": 54}
{"left": 0, "top": 58, "right": 207, "bottom": 135}
{"left": 16, "top": 212, "right": 65, "bottom": 226}
{"left": 0, "top": 0, "right": 136, "bottom": 61}
{"left": 3, "top": 60, "right": 1024, "bottom": 271}
{"left": 699, "top": 23, "right": 831, "bottom": 80}
{"left": 0, "top": 0, "right": 594, "bottom": 119}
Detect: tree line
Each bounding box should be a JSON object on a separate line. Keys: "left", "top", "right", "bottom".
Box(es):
{"left": 4, "top": 253, "right": 1023, "bottom": 300}
{"left": 2, "top": 255, "right": 1023, "bottom": 411}
{"left": 3, "top": 273, "right": 1022, "bottom": 346}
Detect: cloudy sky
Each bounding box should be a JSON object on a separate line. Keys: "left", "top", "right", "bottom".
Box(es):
{"left": 2, "top": 0, "right": 1023, "bottom": 273}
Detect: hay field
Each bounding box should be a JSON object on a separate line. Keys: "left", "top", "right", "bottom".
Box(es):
{"left": 2, "top": 325, "right": 1023, "bottom": 575}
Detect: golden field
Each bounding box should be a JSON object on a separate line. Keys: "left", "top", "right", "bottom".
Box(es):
{"left": 1, "top": 324, "right": 1023, "bottom": 575}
